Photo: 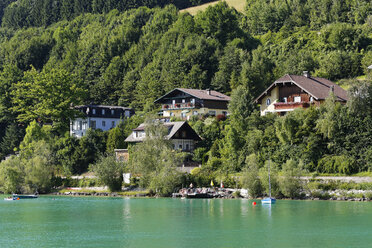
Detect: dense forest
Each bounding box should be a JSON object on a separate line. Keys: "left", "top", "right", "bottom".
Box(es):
{"left": 0, "top": 0, "right": 371, "bottom": 193}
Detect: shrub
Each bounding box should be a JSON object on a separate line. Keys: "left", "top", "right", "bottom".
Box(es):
{"left": 240, "top": 154, "right": 262, "bottom": 198}
{"left": 89, "top": 154, "right": 124, "bottom": 192}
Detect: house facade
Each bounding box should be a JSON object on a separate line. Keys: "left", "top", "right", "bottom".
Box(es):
{"left": 125, "top": 121, "right": 202, "bottom": 152}
{"left": 255, "top": 72, "right": 348, "bottom": 116}
{"left": 154, "top": 88, "right": 231, "bottom": 120}
{"left": 70, "top": 104, "right": 134, "bottom": 138}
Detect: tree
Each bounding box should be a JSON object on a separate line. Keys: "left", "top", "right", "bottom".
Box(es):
{"left": 279, "top": 159, "right": 303, "bottom": 198}
{"left": 0, "top": 123, "right": 24, "bottom": 159}
{"left": 89, "top": 153, "right": 124, "bottom": 192}
{"left": 106, "top": 124, "right": 126, "bottom": 153}
{"left": 11, "top": 67, "right": 86, "bottom": 133}
{"left": 128, "top": 119, "right": 185, "bottom": 193}
{"left": 240, "top": 154, "right": 262, "bottom": 198}
{"left": 0, "top": 156, "right": 24, "bottom": 194}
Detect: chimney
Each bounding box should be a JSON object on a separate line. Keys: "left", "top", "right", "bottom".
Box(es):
{"left": 303, "top": 71, "right": 311, "bottom": 78}
{"left": 330, "top": 85, "right": 334, "bottom": 93}
{"left": 206, "top": 89, "right": 211, "bottom": 95}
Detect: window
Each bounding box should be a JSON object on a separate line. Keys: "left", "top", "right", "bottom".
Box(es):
{"left": 102, "top": 109, "right": 105, "bottom": 115}
{"left": 90, "top": 120, "right": 96, "bottom": 129}
{"left": 111, "top": 121, "right": 115, "bottom": 128}
{"left": 172, "top": 144, "right": 175, "bottom": 149}
{"left": 222, "top": 111, "right": 227, "bottom": 116}
{"left": 83, "top": 121, "right": 87, "bottom": 130}
{"left": 209, "top": 110, "right": 216, "bottom": 116}
{"left": 266, "top": 98, "right": 271, "bottom": 106}
{"left": 193, "top": 111, "right": 198, "bottom": 115}
{"left": 172, "top": 100, "right": 176, "bottom": 105}
{"left": 125, "top": 111, "right": 130, "bottom": 117}
{"left": 294, "top": 96, "right": 301, "bottom": 103}
{"left": 170, "top": 112, "right": 174, "bottom": 116}
{"left": 181, "top": 112, "right": 186, "bottom": 119}
{"left": 92, "top": 109, "right": 96, "bottom": 114}
{"left": 182, "top": 131, "right": 187, "bottom": 138}
{"left": 283, "top": 97, "right": 287, "bottom": 103}
{"left": 186, "top": 144, "right": 189, "bottom": 151}
{"left": 102, "top": 121, "right": 106, "bottom": 127}
{"left": 111, "top": 109, "right": 115, "bottom": 115}
{"left": 310, "top": 96, "right": 314, "bottom": 102}
{"left": 182, "top": 99, "right": 185, "bottom": 103}
{"left": 79, "top": 121, "right": 82, "bottom": 130}
{"left": 191, "top": 98, "right": 195, "bottom": 104}
{"left": 179, "top": 144, "right": 183, "bottom": 150}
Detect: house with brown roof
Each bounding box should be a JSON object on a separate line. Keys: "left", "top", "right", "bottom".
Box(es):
{"left": 124, "top": 121, "right": 202, "bottom": 172}
{"left": 125, "top": 121, "right": 202, "bottom": 152}
{"left": 154, "top": 88, "right": 231, "bottom": 120}
{"left": 255, "top": 72, "right": 348, "bottom": 116}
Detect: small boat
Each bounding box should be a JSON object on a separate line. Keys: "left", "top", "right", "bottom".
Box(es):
{"left": 185, "top": 192, "right": 214, "bottom": 199}
{"left": 262, "top": 160, "right": 276, "bottom": 205}
{"left": 12, "top": 194, "right": 38, "bottom": 199}
{"left": 4, "top": 197, "right": 18, "bottom": 201}
{"left": 262, "top": 197, "right": 276, "bottom": 204}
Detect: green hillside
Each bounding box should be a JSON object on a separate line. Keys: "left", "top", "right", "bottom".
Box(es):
{"left": 0, "top": 1, "right": 371, "bottom": 193}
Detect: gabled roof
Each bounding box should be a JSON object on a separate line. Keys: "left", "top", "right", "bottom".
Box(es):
{"left": 154, "top": 88, "right": 231, "bottom": 103}
{"left": 254, "top": 74, "right": 348, "bottom": 103}
{"left": 125, "top": 121, "right": 202, "bottom": 142}
{"left": 75, "top": 104, "right": 132, "bottom": 110}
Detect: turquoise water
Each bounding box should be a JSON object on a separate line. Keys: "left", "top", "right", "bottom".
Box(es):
{"left": 1, "top": 196, "right": 372, "bottom": 248}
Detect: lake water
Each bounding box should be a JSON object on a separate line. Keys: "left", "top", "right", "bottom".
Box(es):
{"left": 1, "top": 196, "right": 372, "bottom": 248}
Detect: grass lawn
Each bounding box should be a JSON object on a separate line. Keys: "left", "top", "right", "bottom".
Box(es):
{"left": 180, "top": 0, "right": 246, "bottom": 15}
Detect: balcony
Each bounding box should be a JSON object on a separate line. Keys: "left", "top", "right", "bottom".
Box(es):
{"left": 274, "top": 101, "right": 311, "bottom": 110}
{"left": 162, "top": 102, "right": 198, "bottom": 110}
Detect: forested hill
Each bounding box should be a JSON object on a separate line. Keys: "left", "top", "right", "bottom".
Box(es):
{"left": 0, "top": 0, "right": 371, "bottom": 182}
{"left": 0, "top": 0, "right": 216, "bottom": 28}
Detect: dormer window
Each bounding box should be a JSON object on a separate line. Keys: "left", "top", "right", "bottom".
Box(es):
{"left": 266, "top": 98, "right": 271, "bottom": 106}
{"left": 111, "top": 109, "right": 115, "bottom": 115}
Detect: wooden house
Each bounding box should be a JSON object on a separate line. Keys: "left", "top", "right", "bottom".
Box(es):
{"left": 154, "top": 88, "right": 231, "bottom": 119}
{"left": 255, "top": 72, "right": 348, "bottom": 116}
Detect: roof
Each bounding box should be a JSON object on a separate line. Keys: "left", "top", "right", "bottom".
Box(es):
{"left": 154, "top": 88, "right": 231, "bottom": 103}
{"left": 75, "top": 104, "right": 132, "bottom": 110}
{"left": 125, "top": 121, "right": 202, "bottom": 142}
{"left": 255, "top": 74, "right": 348, "bottom": 103}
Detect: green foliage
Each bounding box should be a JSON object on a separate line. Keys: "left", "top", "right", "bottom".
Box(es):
{"left": 0, "top": 156, "right": 23, "bottom": 193}
{"left": 259, "top": 160, "right": 281, "bottom": 198}
{"left": 279, "top": 159, "right": 303, "bottom": 198}
{"left": 0, "top": 123, "right": 24, "bottom": 159}
{"left": 317, "top": 155, "right": 355, "bottom": 175}
{"left": 240, "top": 154, "right": 262, "bottom": 198}
{"left": 11, "top": 67, "right": 86, "bottom": 133}
{"left": 89, "top": 153, "right": 124, "bottom": 192}
{"left": 128, "top": 119, "right": 185, "bottom": 192}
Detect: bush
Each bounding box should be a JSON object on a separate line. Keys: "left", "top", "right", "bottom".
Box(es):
{"left": 279, "top": 159, "right": 302, "bottom": 198}
{"left": 240, "top": 154, "right": 262, "bottom": 198}
{"left": 149, "top": 165, "right": 184, "bottom": 196}
{"left": 89, "top": 154, "right": 124, "bottom": 192}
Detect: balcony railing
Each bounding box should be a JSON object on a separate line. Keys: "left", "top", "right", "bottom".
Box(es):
{"left": 162, "top": 102, "right": 198, "bottom": 110}
{"left": 274, "top": 101, "right": 311, "bottom": 110}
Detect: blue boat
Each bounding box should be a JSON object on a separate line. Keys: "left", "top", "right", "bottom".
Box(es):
{"left": 12, "top": 194, "right": 38, "bottom": 199}
{"left": 262, "top": 160, "right": 276, "bottom": 205}
{"left": 262, "top": 197, "right": 276, "bottom": 204}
